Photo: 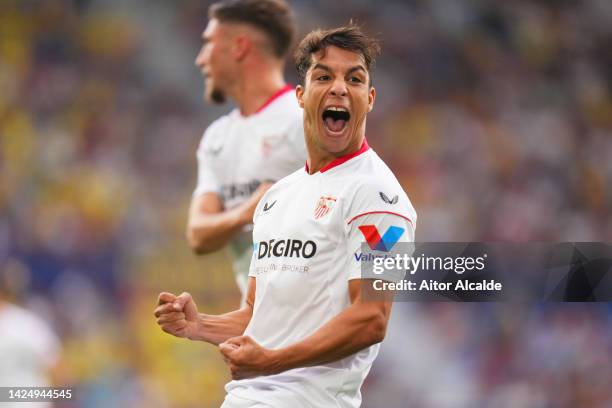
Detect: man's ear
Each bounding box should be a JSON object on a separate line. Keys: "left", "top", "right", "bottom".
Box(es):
{"left": 233, "top": 35, "right": 250, "bottom": 61}
{"left": 367, "top": 86, "right": 376, "bottom": 112}
{"left": 296, "top": 85, "right": 305, "bottom": 109}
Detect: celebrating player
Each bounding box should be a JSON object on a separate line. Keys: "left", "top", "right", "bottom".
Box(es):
{"left": 188, "top": 0, "right": 305, "bottom": 300}
{"left": 156, "top": 24, "right": 417, "bottom": 407}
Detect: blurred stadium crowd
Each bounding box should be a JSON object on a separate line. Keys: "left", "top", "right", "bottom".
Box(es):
{"left": 1, "top": 0, "right": 611, "bottom": 407}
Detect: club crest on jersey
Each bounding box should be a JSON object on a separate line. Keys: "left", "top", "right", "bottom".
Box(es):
{"left": 261, "top": 134, "right": 282, "bottom": 157}
{"left": 314, "top": 196, "right": 337, "bottom": 219}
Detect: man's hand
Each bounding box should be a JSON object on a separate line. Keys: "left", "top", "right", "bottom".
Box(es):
{"left": 154, "top": 292, "right": 200, "bottom": 339}
{"left": 219, "top": 336, "right": 280, "bottom": 380}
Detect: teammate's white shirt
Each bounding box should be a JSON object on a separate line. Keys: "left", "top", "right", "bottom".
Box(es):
{"left": 0, "top": 302, "right": 61, "bottom": 408}
{"left": 193, "top": 86, "right": 306, "bottom": 295}
{"left": 224, "top": 140, "right": 417, "bottom": 408}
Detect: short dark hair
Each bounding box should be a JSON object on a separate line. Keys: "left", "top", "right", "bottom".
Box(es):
{"left": 294, "top": 24, "right": 381, "bottom": 85}
{"left": 209, "top": 0, "right": 295, "bottom": 58}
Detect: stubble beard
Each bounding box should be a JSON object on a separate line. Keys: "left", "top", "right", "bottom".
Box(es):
{"left": 206, "top": 86, "right": 226, "bottom": 104}
{"left": 204, "top": 76, "right": 226, "bottom": 104}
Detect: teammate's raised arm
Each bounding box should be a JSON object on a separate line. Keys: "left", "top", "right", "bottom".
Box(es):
{"left": 187, "top": 183, "right": 271, "bottom": 254}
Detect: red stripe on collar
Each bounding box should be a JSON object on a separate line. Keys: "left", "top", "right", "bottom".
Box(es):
{"left": 305, "top": 139, "right": 370, "bottom": 174}
{"left": 255, "top": 85, "right": 293, "bottom": 114}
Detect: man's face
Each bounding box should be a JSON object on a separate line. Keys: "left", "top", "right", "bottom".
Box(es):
{"left": 195, "top": 19, "right": 235, "bottom": 104}
{"left": 296, "top": 46, "right": 375, "bottom": 156}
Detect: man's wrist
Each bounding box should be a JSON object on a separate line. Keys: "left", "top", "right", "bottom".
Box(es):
{"left": 267, "top": 347, "right": 292, "bottom": 375}
{"left": 231, "top": 204, "right": 250, "bottom": 228}
{"left": 186, "top": 314, "right": 205, "bottom": 341}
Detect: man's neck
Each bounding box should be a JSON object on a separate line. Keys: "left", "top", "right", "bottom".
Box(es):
{"left": 230, "top": 64, "right": 287, "bottom": 116}
{"left": 306, "top": 135, "right": 366, "bottom": 174}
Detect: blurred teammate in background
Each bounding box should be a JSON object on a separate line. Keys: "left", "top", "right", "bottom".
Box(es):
{"left": 188, "top": 0, "right": 306, "bottom": 300}
{"left": 157, "top": 25, "right": 417, "bottom": 407}
{"left": 0, "top": 267, "right": 61, "bottom": 408}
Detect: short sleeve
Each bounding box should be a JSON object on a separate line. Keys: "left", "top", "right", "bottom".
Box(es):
{"left": 344, "top": 178, "right": 417, "bottom": 226}
{"left": 192, "top": 129, "right": 220, "bottom": 197}
{"left": 345, "top": 212, "right": 415, "bottom": 282}
{"left": 343, "top": 177, "right": 417, "bottom": 282}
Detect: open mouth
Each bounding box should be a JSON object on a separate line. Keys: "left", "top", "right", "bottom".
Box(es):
{"left": 322, "top": 107, "right": 350, "bottom": 134}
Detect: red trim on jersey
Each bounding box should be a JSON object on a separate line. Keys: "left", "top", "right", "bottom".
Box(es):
{"left": 304, "top": 139, "right": 370, "bottom": 174}
{"left": 347, "top": 211, "right": 414, "bottom": 227}
{"left": 255, "top": 84, "right": 293, "bottom": 114}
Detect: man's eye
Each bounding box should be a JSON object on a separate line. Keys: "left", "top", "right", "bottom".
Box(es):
{"left": 349, "top": 77, "right": 363, "bottom": 83}
{"left": 317, "top": 75, "right": 330, "bottom": 81}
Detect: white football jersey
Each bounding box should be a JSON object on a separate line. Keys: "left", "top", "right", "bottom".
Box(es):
{"left": 225, "top": 140, "right": 417, "bottom": 407}
{"left": 193, "top": 86, "right": 306, "bottom": 295}
{"left": 0, "top": 303, "right": 60, "bottom": 408}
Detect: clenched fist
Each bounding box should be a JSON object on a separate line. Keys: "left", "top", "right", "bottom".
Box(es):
{"left": 154, "top": 292, "right": 200, "bottom": 339}
{"left": 219, "top": 336, "right": 280, "bottom": 380}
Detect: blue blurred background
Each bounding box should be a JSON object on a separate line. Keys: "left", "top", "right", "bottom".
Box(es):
{"left": 1, "top": 0, "right": 611, "bottom": 407}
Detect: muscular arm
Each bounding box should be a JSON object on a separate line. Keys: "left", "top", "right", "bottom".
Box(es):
{"left": 155, "top": 278, "right": 256, "bottom": 346}
{"left": 191, "top": 278, "right": 255, "bottom": 345}
{"left": 187, "top": 184, "right": 271, "bottom": 254}
{"left": 271, "top": 279, "right": 392, "bottom": 371}
{"left": 220, "top": 280, "right": 394, "bottom": 379}
{"left": 190, "top": 307, "right": 252, "bottom": 346}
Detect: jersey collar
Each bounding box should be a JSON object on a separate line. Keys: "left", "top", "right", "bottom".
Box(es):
{"left": 305, "top": 139, "right": 370, "bottom": 174}
{"left": 254, "top": 84, "right": 294, "bottom": 114}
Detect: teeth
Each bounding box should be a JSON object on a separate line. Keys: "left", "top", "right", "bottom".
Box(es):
{"left": 327, "top": 106, "right": 348, "bottom": 112}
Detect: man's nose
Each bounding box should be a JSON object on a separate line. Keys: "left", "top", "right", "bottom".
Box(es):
{"left": 329, "top": 79, "right": 347, "bottom": 97}
{"left": 194, "top": 48, "right": 206, "bottom": 68}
